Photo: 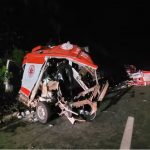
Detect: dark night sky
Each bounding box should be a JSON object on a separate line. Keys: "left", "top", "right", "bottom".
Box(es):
{"left": 0, "top": 0, "right": 150, "bottom": 69}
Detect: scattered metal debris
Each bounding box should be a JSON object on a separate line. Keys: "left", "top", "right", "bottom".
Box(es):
{"left": 11, "top": 109, "right": 39, "bottom": 123}
{"left": 48, "top": 124, "right": 53, "bottom": 127}
{"left": 142, "top": 99, "right": 148, "bottom": 102}
{"left": 17, "top": 115, "right": 22, "bottom": 119}
{"left": 125, "top": 65, "right": 150, "bottom": 86}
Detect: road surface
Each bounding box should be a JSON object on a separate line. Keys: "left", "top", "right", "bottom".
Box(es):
{"left": 0, "top": 85, "right": 150, "bottom": 149}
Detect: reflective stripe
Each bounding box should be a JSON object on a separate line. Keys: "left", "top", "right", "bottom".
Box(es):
{"left": 20, "top": 87, "right": 30, "bottom": 97}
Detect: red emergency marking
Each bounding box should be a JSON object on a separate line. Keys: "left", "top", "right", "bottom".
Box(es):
{"left": 28, "top": 65, "right": 35, "bottom": 78}
{"left": 20, "top": 87, "right": 30, "bottom": 97}
{"left": 22, "top": 44, "right": 98, "bottom": 69}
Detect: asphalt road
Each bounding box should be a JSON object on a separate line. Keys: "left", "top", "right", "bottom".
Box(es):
{"left": 0, "top": 85, "right": 150, "bottom": 149}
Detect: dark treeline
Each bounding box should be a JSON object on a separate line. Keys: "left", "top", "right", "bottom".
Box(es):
{"left": 0, "top": 0, "right": 61, "bottom": 59}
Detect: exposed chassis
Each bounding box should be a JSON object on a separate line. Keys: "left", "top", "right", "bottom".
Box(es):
{"left": 18, "top": 42, "right": 109, "bottom": 124}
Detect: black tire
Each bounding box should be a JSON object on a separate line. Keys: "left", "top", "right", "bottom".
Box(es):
{"left": 81, "top": 105, "right": 97, "bottom": 121}
{"left": 83, "top": 111, "right": 96, "bottom": 121}
{"left": 36, "top": 102, "right": 50, "bottom": 124}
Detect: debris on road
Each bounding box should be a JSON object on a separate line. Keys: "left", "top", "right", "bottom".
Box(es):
{"left": 17, "top": 115, "right": 22, "bottom": 119}
{"left": 142, "top": 99, "right": 148, "bottom": 102}
{"left": 48, "top": 124, "right": 54, "bottom": 127}
{"left": 13, "top": 109, "right": 39, "bottom": 123}
{"left": 125, "top": 65, "right": 150, "bottom": 86}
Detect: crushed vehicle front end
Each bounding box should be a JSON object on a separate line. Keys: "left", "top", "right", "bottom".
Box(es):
{"left": 18, "top": 42, "right": 109, "bottom": 124}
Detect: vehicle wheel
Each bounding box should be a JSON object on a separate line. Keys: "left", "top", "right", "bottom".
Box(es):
{"left": 81, "top": 105, "right": 97, "bottom": 121}
{"left": 36, "top": 102, "right": 50, "bottom": 124}
{"left": 83, "top": 111, "right": 96, "bottom": 121}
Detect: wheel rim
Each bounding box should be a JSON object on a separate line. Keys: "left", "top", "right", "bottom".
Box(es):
{"left": 84, "top": 111, "right": 96, "bottom": 120}
{"left": 37, "top": 106, "right": 46, "bottom": 120}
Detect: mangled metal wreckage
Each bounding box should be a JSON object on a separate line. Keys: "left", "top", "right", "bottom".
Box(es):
{"left": 125, "top": 65, "right": 150, "bottom": 86}
{"left": 18, "top": 42, "right": 109, "bottom": 124}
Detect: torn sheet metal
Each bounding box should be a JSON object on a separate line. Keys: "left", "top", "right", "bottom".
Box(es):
{"left": 18, "top": 42, "right": 109, "bottom": 124}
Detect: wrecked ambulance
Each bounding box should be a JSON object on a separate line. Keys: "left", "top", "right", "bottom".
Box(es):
{"left": 18, "top": 42, "right": 109, "bottom": 124}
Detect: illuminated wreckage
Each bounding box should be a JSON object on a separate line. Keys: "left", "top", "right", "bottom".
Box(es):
{"left": 125, "top": 65, "right": 150, "bottom": 86}
{"left": 18, "top": 42, "right": 109, "bottom": 124}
